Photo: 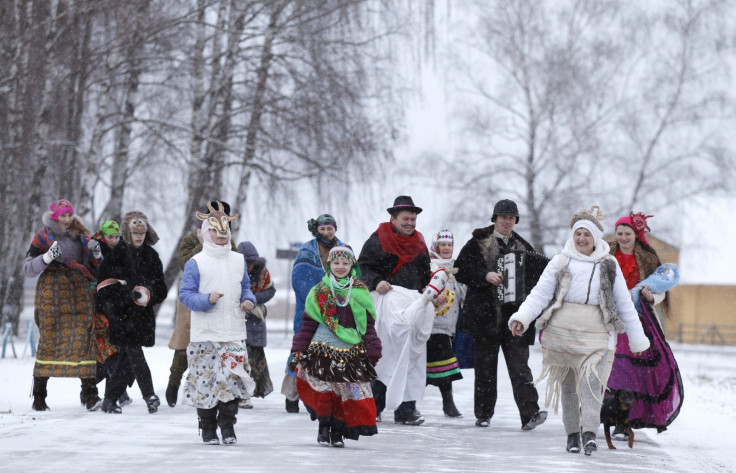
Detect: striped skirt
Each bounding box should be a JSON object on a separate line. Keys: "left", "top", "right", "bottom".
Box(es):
{"left": 426, "top": 333, "right": 463, "bottom": 386}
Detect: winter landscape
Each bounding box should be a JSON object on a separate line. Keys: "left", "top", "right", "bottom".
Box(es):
{"left": 2, "top": 1, "right": 736, "bottom": 472}
{"left": 1, "top": 293, "right": 735, "bottom": 473}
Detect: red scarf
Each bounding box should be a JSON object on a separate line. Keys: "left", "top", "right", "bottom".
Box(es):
{"left": 615, "top": 250, "right": 640, "bottom": 290}
{"left": 376, "top": 222, "right": 428, "bottom": 276}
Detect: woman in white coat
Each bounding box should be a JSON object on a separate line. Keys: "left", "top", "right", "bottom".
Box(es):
{"left": 508, "top": 206, "right": 650, "bottom": 455}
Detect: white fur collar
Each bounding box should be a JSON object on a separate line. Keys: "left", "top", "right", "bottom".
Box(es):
{"left": 562, "top": 238, "right": 610, "bottom": 262}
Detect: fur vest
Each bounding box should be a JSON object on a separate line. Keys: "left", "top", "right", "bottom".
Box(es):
{"left": 534, "top": 254, "right": 626, "bottom": 334}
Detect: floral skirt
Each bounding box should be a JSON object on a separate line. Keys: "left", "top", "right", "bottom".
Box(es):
{"left": 182, "top": 341, "right": 255, "bottom": 409}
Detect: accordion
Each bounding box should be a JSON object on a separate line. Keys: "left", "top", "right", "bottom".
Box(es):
{"left": 495, "top": 250, "right": 550, "bottom": 305}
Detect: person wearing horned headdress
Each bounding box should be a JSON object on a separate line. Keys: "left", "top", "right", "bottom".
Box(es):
{"left": 179, "top": 201, "right": 257, "bottom": 445}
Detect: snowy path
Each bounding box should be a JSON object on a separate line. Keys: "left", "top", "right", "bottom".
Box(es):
{"left": 1, "top": 322, "right": 734, "bottom": 473}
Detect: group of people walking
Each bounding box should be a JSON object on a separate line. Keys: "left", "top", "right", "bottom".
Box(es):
{"left": 24, "top": 194, "right": 683, "bottom": 454}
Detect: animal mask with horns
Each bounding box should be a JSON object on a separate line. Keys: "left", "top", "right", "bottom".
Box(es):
{"left": 196, "top": 200, "right": 239, "bottom": 236}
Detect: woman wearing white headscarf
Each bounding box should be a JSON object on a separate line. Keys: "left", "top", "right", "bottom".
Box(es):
{"left": 508, "top": 206, "right": 650, "bottom": 456}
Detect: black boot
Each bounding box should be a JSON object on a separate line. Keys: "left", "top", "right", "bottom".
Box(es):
{"left": 81, "top": 378, "right": 102, "bottom": 411}
{"left": 32, "top": 377, "right": 50, "bottom": 411}
{"left": 198, "top": 408, "right": 219, "bottom": 445}
{"left": 217, "top": 399, "right": 239, "bottom": 445}
{"left": 440, "top": 386, "right": 462, "bottom": 418}
{"left": 582, "top": 431, "right": 597, "bottom": 455}
{"left": 144, "top": 394, "right": 160, "bottom": 414}
{"left": 118, "top": 390, "right": 132, "bottom": 407}
{"left": 566, "top": 432, "right": 581, "bottom": 453}
{"left": 317, "top": 421, "right": 331, "bottom": 446}
{"left": 165, "top": 383, "right": 179, "bottom": 408}
{"left": 101, "top": 398, "right": 122, "bottom": 414}
{"left": 285, "top": 398, "right": 300, "bottom": 413}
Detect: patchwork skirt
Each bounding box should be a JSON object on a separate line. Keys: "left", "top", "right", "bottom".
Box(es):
{"left": 295, "top": 324, "right": 378, "bottom": 440}
{"left": 33, "top": 265, "right": 96, "bottom": 378}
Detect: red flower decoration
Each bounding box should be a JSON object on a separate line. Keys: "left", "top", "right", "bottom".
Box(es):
{"left": 629, "top": 212, "right": 653, "bottom": 234}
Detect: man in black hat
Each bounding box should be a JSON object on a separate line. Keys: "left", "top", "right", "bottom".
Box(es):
{"left": 454, "top": 199, "right": 547, "bottom": 431}
{"left": 358, "top": 195, "right": 445, "bottom": 426}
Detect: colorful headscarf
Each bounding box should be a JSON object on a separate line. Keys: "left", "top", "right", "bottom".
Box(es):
{"left": 615, "top": 212, "right": 653, "bottom": 245}
{"left": 307, "top": 214, "right": 337, "bottom": 247}
{"left": 49, "top": 200, "right": 74, "bottom": 221}
{"left": 304, "top": 272, "right": 375, "bottom": 346}
{"left": 430, "top": 229, "right": 453, "bottom": 259}
{"left": 99, "top": 220, "right": 120, "bottom": 237}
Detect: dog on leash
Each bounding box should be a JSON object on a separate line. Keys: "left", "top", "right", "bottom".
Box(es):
{"left": 601, "top": 389, "right": 636, "bottom": 450}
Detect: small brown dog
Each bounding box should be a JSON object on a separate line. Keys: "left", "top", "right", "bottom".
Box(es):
{"left": 601, "top": 389, "right": 636, "bottom": 450}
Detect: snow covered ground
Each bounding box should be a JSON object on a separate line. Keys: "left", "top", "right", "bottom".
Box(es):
{"left": 1, "top": 316, "right": 735, "bottom": 473}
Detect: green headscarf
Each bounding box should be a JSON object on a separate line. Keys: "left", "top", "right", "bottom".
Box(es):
{"left": 304, "top": 268, "right": 375, "bottom": 345}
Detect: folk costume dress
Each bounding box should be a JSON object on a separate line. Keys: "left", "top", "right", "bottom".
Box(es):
{"left": 283, "top": 234, "right": 346, "bottom": 401}
{"left": 292, "top": 272, "right": 381, "bottom": 441}
{"left": 509, "top": 237, "right": 650, "bottom": 436}
{"left": 426, "top": 240, "right": 465, "bottom": 386}
{"left": 24, "top": 212, "right": 100, "bottom": 379}
{"left": 606, "top": 238, "right": 684, "bottom": 432}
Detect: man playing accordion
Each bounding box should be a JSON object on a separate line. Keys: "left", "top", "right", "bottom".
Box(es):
{"left": 455, "top": 199, "right": 548, "bottom": 431}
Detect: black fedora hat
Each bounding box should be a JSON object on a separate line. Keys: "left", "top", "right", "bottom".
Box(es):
{"left": 387, "top": 195, "right": 423, "bottom": 215}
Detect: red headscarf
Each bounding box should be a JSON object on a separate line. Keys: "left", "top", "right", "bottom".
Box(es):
{"left": 615, "top": 212, "right": 653, "bottom": 245}
{"left": 376, "top": 222, "right": 428, "bottom": 276}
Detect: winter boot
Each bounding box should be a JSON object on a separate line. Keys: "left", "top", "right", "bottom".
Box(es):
{"left": 522, "top": 410, "right": 548, "bottom": 431}
{"left": 317, "top": 422, "right": 331, "bottom": 446}
{"left": 31, "top": 377, "right": 50, "bottom": 411}
{"left": 118, "top": 390, "right": 132, "bottom": 407}
{"left": 239, "top": 397, "right": 253, "bottom": 409}
{"left": 285, "top": 398, "right": 300, "bottom": 413}
{"left": 566, "top": 432, "right": 581, "bottom": 453}
{"left": 582, "top": 431, "right": 597, "bottom": 455}
{"left": 330, "top": 431, "right": 345, "bottom": 448}
{"left": 198, "top": 408, "right": 219, "bottom": 445}
{"left": 440, "top": 387, "right": 462, "bottom": 418}
{"left": 144, "top": 394, "right": 161, "bottom": 414}
{"left": 217, "top": 399, "right": 239, "bottom": 445}
{"left": 165, "top": 383, "right": 179, "bottom": 408}
{"left": 81, "top": 378, "right": 102, "bottom": 411}
{"left": 101, "top": 398, "right": 122, "bottom": 414}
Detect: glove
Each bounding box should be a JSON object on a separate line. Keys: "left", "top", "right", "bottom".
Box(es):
{"left": 132, "top": 286, "right": 151, "bottom": 307}
{"left": 288, "top": 352, "right": 301, "bottom": 372}
{"left": 42, "top": 241, "right": 61, "bottom": 264}
{"left": 88, "top": 239, "right": 102, "bottom": 259}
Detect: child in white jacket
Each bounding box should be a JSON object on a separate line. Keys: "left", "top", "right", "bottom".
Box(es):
{"left": 509, "top": 206, "right": 649, "bottom": 456}
{"left": 179, "top": 201, "right": 257, "bottom": 446}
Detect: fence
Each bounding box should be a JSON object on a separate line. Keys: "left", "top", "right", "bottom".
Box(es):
{"left": 673, "top": 323, "right": 736, "bottom": 346}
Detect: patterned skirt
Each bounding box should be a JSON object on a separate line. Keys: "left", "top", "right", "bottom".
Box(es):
{"left": 426, "top": 333, "right": 463, "bottom": 386}
{"left": 182, "top": 341, "right": 255, "bottom": 409}
{"left": 33, "top": 265, "right": 96, "bottom": 378}
{"left": 295, "top": 324, "right": 378, "bottom": 440}
{"left": 246, "top": 345, "right": 273, "bottom": 398}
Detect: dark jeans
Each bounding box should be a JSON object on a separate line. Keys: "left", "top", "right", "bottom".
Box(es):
{"left": 473, "top": 329, "right": 540, "bottom": 425}
{"left": 105, "top": 345, "right": 155, "bottom": 402}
